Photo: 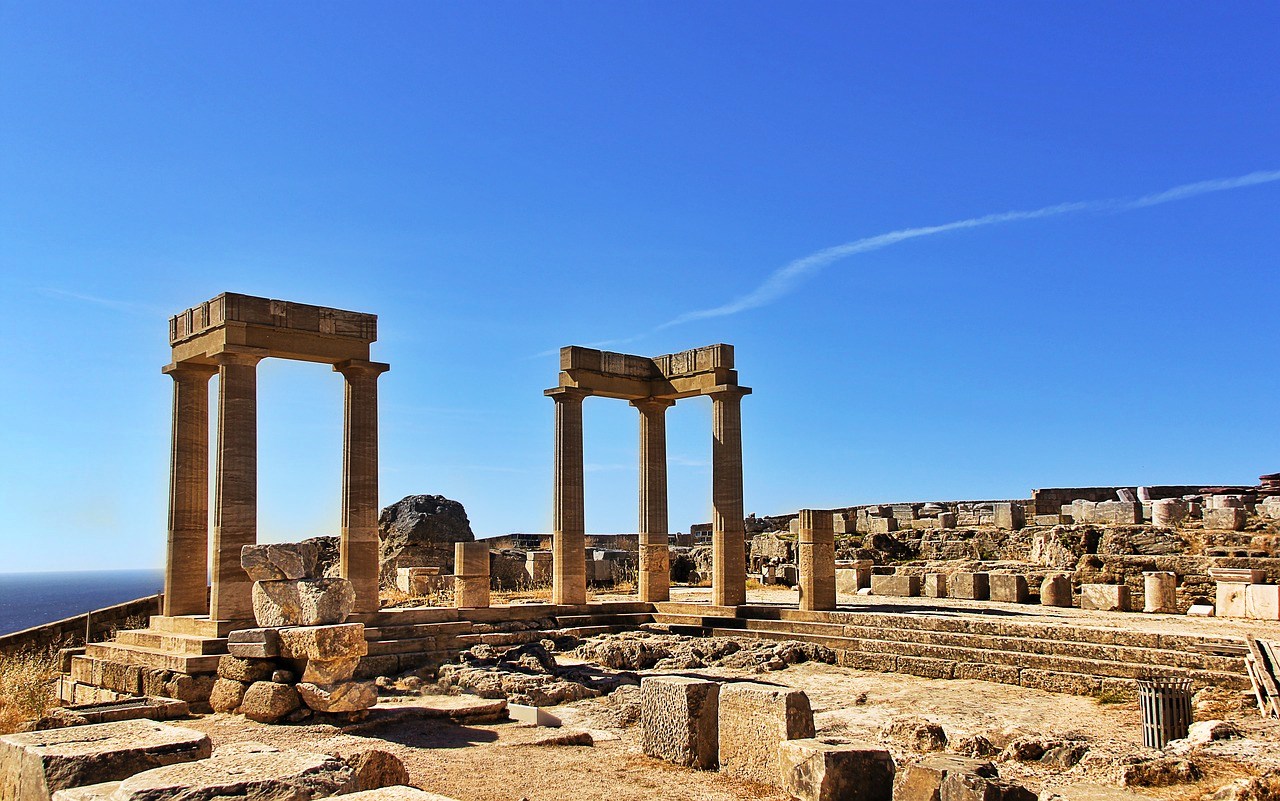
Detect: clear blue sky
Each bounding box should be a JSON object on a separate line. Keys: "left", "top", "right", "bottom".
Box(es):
{"left": 1, "top": 2, "right": 1277, "bottom": 572}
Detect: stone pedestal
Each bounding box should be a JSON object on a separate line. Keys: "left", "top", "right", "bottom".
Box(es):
{"left": 1142, "top": 571, "right": 1178, "bottom": 613}
{"left": 870, "top": 574, "right": 919, "bottom": 597}
{"left": 633, "top": 398, "right": 674, "bottom": 603}
{"left": 335, "top": 360, "right": 389, "bottom": 615}
{"left": 211, "top": 351, "right": 263, "bottom": 623}
{"left": 162, "top": 363, "right": 218, "bottom": 617}
{"left": 797, "top": 509, "right": 836, "bottom": 612}
{"left": 1040, "top": 574, "right": 1073, "bottom": 607}
{"left": 950, "top": 572, "right": 989, "bottom": 601}
{"left": 548, "top": 388, "right": 589, "bottom": 605}
{"left": 711, "top": 387, "right": 748, "bottom": 607}
{"left": 454, "top": 542, "right": 490, "bottom": 608}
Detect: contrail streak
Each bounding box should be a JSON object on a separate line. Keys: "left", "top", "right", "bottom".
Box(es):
{"left": 657, "top": 168, "right": 1280, "bottom": 329}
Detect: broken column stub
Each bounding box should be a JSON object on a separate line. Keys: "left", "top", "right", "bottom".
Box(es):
{"left": 0, "top": 720, "right": 211, "bottom": 801}
{"left": 717, "top": 681, "right": 815, "bottom": 786}
{"left": 1040, "top": 574, "right": 1073, "bottom": 608}
{"left": 640, "top": 676, "right": 720, "bottom": 769}
{"left": 454, "top": 541, "right": 491, "bottom": 608}
{"left": 1151, "top": 498, "right": 1189, "bottom": 529}
{"left": 1143, "top": 572, "right": 1178, "bottom": 614}
{"left": 777, "top": 738, "right": 894, "bottom": 801}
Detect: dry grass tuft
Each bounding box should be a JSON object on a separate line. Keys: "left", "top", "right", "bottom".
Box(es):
{"left": 0, "top": 647, "right": 60, "bottom": 733}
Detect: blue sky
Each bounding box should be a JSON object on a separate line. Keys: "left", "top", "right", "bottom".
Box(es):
{"left": 1, "top": 2, "right": 1277, "bottom": 572}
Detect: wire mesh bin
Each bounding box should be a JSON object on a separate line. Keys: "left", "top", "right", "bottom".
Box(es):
{"left": 1138, "top": 676, "right": 1193, "bottom": 749}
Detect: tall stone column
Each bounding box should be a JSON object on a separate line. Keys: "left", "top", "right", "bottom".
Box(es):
{"left": 336, "top": 359, "right": 390, "bottom": 615}
{"left": 548, "top": 388, "right": 590, "bottom": 605}
{"left": 797, "top": 509, "right": 836, "bottom": 611}
{"left": 710, "top": 386, "right": 750, "bottom": 607}
{"left": 210, "top": 350, "right": 262, "bottom": 622}
{"left": 632, "top": 397, "right": 675, "bottom": 603}
{"left": 162, "top": 362, "right": 217, "bottom": 617}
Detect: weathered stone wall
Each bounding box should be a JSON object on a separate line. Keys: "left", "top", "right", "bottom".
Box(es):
{"left": 0, "top": 594, "right": 162, "bottom": 655}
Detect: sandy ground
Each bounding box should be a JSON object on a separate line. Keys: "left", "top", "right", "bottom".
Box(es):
{"left": 179, "top": 653, "right": 1280, "bottom": 801}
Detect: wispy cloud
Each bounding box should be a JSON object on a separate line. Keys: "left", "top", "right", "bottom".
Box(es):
{"left": 658, "top": 168, "right": 1280, "bottom": 329}
{"left": 38, "top": 287, "right": 166, "bottom": 316}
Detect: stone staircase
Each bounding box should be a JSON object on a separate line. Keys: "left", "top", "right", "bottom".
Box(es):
{"left": 649, "top": 602, "right": 1250, "bottom": 698}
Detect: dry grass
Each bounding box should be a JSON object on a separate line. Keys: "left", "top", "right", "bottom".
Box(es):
{"left": 0, "top": 647, "right": 60, "bottom": 733}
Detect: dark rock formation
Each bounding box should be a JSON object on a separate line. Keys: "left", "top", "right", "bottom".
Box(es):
{"left": 378, "top": 494, "right": 475, "bottom": 580}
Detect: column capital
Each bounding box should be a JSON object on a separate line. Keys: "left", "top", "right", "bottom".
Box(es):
{"left": 545, "top": 386, "right": 591, "bottom": 403}
{"left": 629, "top": 396, "right": 676, "bottom": 413}
{"left": 706, "top": 384, "right": 752, "bottom": 400}
{"left": 213, "top": 346, "right": 268, "bottom": 367}
{"left": 162, "top": 361, "right": 219, "bottom": 380}
{"left": 334, "top": 359, "right": 391, "bottom": 379}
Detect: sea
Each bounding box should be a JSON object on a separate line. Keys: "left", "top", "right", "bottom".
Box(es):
{"left": 0, "top": 569, "right": 165, "bottom": 636}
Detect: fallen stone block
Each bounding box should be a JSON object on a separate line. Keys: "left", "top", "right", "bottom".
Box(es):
{"left": 1246, "top": 584, "right": 1280, "bottom": 620}
{"left": 867, "top": 517, "right": 898, "bottom": 534}
{"left": 880, "top": 717, "right": 947, "bottom": 752}
{"left": 241, "top": 541, "right": 321, "bottom": 581}
{"left": 1204, "top": 507, "right": 1247, "bottom": 531}
{"left": 343, "top": 749, "right": 410, "bottom": 792}
{"left": 923, "top": 574, "right": 947, "bottom": 598}
{"left": 778, "top": 738, "right": 894, "bottom": 801}
{"left": 718, "top": 681, "right": 815, "bottom": 786}
{"left": 226, "top": 627, "right": 281, "bottom": 659}
{"left": 340, "top": 789, "right": 458, "bottom": 801}
{"left": 989, "top": 574, "right": 1028, "bottom": 604}
{"left": 940, "top": 770, "right": 1037, "bottom": 800}
{"left": 993, "top": 503, "right": 1025, "bottom": 530}
{"left": 239, "top": 681, "right": 301, "bottom": 724}
{"left": 1079, "top": 584, "right": 1130, "bottom": 612}
{"left": 252, "top": 577, "right": 355, "bottom": 626}
{"left": 208, "top": 678, "right": 249, "bottom": 713}
{"left": 950, "top": 573, "right": 989, "bottom": 601}
{"left": 495, "top": 728, "right": 593, "bottom": 747}
{"left": 216, "top": 654, "right": 274, "bottom": 683}
{"left": 300, "top": 655, "right": 362, "bottom": 684}
{"left": 640, "top": 676, "right": 719, "bottom": 769}
{"left": 35, "top": 698, "right": 188, "bottom": 731}
{"left": 1040, "top": 574, "right": 1073, "bottom": 607}
{"left": 0, "top": 720, "right": 211, "bottom": 801}
{"left": 297, "top": 680, "right": 378, "bottom": 713}
{"left": 894, "top": 755, "right": 995, "bottom": 801}
{"left": 870, "top": 574, "right": 919, "bottom": 598}
{"left": 279, "top": 623, "right": 368, "bottom": 661}
{"left": 106, "top": 741, "right": 354, "bottom": 800}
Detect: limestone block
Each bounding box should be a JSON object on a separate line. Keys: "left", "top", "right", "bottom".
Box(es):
{"left": 240, "top": 542, "right": 320, "bottom": 581}
{"left": 454, "top": 576, "right": 490, "bottom": 608}
{"left": 226, "top": 628, "right": 281, "bottom": 659}
{"left": 107, "top": 742, "right": 353, "bottom": 800}
{"left": 1208, "top": 495, "right": 1245, "bottom": 509}
{"left": 396, "top": 567, "right": 450, "bottom": 596}
{"left": 1094, "top": 501, "right": 1142, "bottom": 525}
{"left": 1143, "top": 572, "right": 1178, "bottom": 614}
{"left": 992, "top": 503, "right": 1025, "bottom": 530}
{"left": 871, "top": 574, "right": 919, "bottom": 597}
{"left": 455, "top": 541, "right": 490, "bottom": 575}
{"left": 950, "top": 573, "right": 989, "bottom": 601}
{"left": 239, "top": 681, "right": 301, "bottom": 724}
{"left": 1040, "top": 574, "right": 1073, "bottom": 607}
{"left": 217, "top": 655, "right": 274, "bottom": 683}
{"left": 1152, "top": 499, "right": 1189, "bottom": 528}
{"left": 300, "top": 656, "right": 361, "bottom": 684}
{"left": 836, "top": 568, "right": 872, "bottom": 594}
{"left": 279, "top": 623, "right": 368, "bottom": 661}
{"left": 1203, "top": 507, "right": 1247, "bottom": 531}
{"left": 252, "top": 578, "right": 355, "bottom": 627}
{"left": 1216, "top": 581, "right": 1249, "bottom": 618}
{"left": 1079, "top": 584, "right": 1130, "bottom": 612}
{"left": 208, "top": 679, "right": 249, "bottom": 713}
{"left": 923, "top": 574, "right": 947, "bottom": 598}
{"left": 344, "top": 749, "right": 410, "bottom": 792}
{"left": 867, "top": 517, "right": 898, "bottom": 534}
{"left": 894, "top": 755, "right": 996, "bottom": 801}
{"left": 1245, "top": 585, "right": 1280, "bottom": 620}
{"left": 525, "top": 551, "right": 553, "bottom": 583}
{"left": 640, "top": 676, "right": 720, "bottom": 769}
{"left": 989, "top": 574, "right": 1028, "bottom": 604}
{"left": 0, "top": 720, "right": 211, "bottom": 801}
{"left": 936, "top": 512, "right": 957, "bottom": 529}
{"left": 778, "top": 738, "right": 894, "bottom": 801}
{"left": 941, "top": 770, "right": 1037, "bottom": 801}
{"left": 1033, "top": 515, "right": 1062, "bottom": 527}
{"left": 1261, "top": 497, "right": 1280, "bottom": 520}
{"left": 717, "top": 681, "right": 815, "bottom": 786}
{"left": 296, "top": 681, "right": 378, "bottom": 713}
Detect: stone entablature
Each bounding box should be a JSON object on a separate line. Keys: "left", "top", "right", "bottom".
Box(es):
{"left": 557, "top": 344, "right": 739, "bottom": 400}
{"left": 168, "top": 293, "right": 377, "bottom": 365}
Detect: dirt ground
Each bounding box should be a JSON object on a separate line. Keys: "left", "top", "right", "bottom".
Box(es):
{"left": 179, "top": 651, "right": 1280, "bottom": 801}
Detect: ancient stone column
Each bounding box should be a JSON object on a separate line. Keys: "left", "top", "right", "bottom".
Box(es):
{"left": 162, "top": 362, "right": 217, "bottom": 617}
{"left": 211, "top": 350, "right": 263, "bottom": 622}
{"left": 710, "top": 387, "right": 749, "bottom": 607}
{"left": 549, "top": 388, "right": 590, "bottom": 605}
{"left": 336, "top": 359, "right": 390, "bottom": 615}
{"left": 1143, "top": 571, "right": 1178, "bottom": 614}
{"left": 797, "top": 509, "right": 836, "bottom": 611}
{"left": 632, "top": 397, "right": 675, "bottom": 603}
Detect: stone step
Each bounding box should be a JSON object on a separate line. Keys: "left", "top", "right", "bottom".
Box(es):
{"left": 363, "top": 621, "right": 473, "bottom": 640}
{"left": 114, "top": 629, "right": 228, "bottom": 655}
{"left": 551, "top": 624, "right": 633, "bottom": 638}
{"left": 653, "top": 601, "right": 744, "bottom": 617}
{"left": 365, "top": 636, "right": 438, "bottom": 657}
{"left": 552, "top": 613, "right": 653, "bottom": 627}
{"left": 85, "top": 642, "right": 220, "bottom": 674}
{"left": 354, "top": 607, "right": 462, "bottom": 626}
{"left": 147, "top": 615, "right": 248, "bottom": 638}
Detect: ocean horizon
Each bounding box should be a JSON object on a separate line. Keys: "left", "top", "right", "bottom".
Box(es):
{"left": 0, "top": 568, "right": 165, "bottom": 637}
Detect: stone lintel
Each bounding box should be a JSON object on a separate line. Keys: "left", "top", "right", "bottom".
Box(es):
{"left": 560, "top": 343, "right": 733, "bottom": 376}
{"left": 554, "top": 370, "right": 745, "bottom": 401}
{"left": 169, "top": 294, "right": 376, "bottom": 365}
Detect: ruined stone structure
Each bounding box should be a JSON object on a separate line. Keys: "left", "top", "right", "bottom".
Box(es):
{"left": 162, "top": 293, "right": 389, "bottom": 623}
{"left": 546, "top": 344, "right": 750, "bottom": 606}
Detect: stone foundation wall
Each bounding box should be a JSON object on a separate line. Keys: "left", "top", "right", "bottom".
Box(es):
{"left": 0, "top": 594, "right": 163, "bottom": 655}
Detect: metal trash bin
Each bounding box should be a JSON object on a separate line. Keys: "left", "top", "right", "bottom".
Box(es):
{"left": 1137, "top": 676, "right": 1193, "bottom": 749}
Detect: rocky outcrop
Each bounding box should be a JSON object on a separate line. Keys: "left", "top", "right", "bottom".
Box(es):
{"left": 379, "top": 495, "right": 475, "bottom": 580}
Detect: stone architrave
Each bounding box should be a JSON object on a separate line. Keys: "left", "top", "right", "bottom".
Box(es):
{"left": 1143, "top": 572, "right": 1178, "bottom": 614}
{"left": 210, "top": 350, "right": 264, "bottom": 623}
{"left": 547, "top": 388, "right": 589, "bottom": 605}
{"left": 797, "top": 509, "right": 836, "bottom": 612}
{"left": 0, "top": 720, "right": 211, "bottom": 801}
{"left": 717, "top": 682, "right": 815, "bottom": 786}
{"left": 336, "top": 359, "right": 390, "bottom": 615}
{"left": 632, "top": 398, "right": 674, "bottom": 603}
{"left": 640, "top": 676, "right": 720, "bottom": 769}
{"left": 162, "top": 363, "right": 218, "bottom": 618}
{"left": 711, "top": 386, "right": 749, "bottom": 607}
{"left": 454, "top": 541, "right": 490, "bottom": 608}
